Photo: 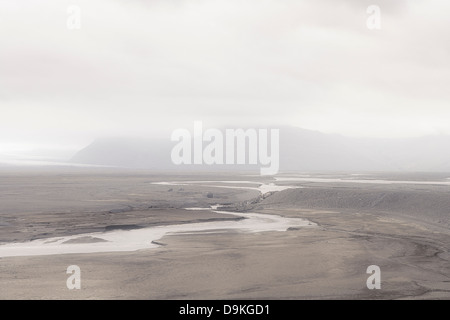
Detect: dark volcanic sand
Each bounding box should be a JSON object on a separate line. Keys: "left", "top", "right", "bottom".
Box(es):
{"left": 0, "top": 170, "right": 449, "bottom": 299}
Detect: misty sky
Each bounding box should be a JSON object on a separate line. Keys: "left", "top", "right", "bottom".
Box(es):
{"left": 1, "top": 0, "right": 449, "bottom": 155}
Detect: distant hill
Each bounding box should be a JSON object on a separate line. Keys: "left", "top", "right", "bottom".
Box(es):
{"left": 70, "top": 127, "right": 450, "bottom": 172}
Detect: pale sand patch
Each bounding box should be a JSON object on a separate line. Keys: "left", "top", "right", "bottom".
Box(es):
{"left": 62, "top": 236, "right": 109, "bottom": 244}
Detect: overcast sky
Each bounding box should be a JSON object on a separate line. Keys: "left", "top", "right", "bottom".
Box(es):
{"left": 1, "top": 0, "right": 449, "bottom": 154}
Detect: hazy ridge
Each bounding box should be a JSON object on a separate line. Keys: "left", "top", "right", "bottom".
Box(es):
{"left": 71, "top": 126, "right": 450, "bottom": 172}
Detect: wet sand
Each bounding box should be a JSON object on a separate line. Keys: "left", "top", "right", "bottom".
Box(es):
{"left": 0, "top": 170, "right": 449, "bottom": 299}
